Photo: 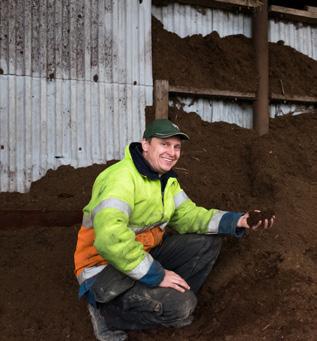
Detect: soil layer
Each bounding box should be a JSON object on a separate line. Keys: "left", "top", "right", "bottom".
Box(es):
{"left": 1, "top": 108, "right": 317, "bottom": 340}
{"left": 152, "top": 16, "right": 317, "bottom": 98}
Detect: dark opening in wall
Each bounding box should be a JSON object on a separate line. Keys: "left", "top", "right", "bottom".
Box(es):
{"left": 269, "top": 0, "right": 316, "bottom": 10}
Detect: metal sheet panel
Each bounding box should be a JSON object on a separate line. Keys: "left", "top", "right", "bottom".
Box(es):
{"left": 269, "top": 20, "right": 317, "bottom": 60}
{"left": 152, "top": 4, "right": 317, "bottom": 60}
{"left": 269, "top": 103, "right": 315, "bottom": 117}
{"left": 0, "top": 75, "right": 151, "bottom": 192}
{"left": 0, "top": 0, "right": 152, "bottom": 192}
{"left": 152, "top": 4, "right": 252, "bottom": 38}
{"left": 171, "top": 96, "right": 314, "bottom": 129}
{"left": 171, "top": 96, "right": 253, "bottom": 128}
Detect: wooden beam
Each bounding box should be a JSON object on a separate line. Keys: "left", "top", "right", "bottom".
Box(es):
{"left": 154, "top": 80, "right": 169, "bottom": 119}
{"left": 153, "top": 0, "right": 261, "bottom": 12}
{"left": 169, "top": 85, "right": 254, "bottom": 100}
{"left": 305, "top": 6, "right": 317, "bottom": 14}
{"left": 206, "top": 0, "right": 261, "bottom": 9}
{"left": 168, "top": 84, "right": 317, "bottom": 104}
{"left": 269, "top": 5, "right": 317, "bottom": 24}
{"left": 271, "top": 94, "right": 317, "bottom": 104}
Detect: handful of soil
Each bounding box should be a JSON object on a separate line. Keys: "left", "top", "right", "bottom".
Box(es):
{"left": 247, "top": 210, "right": 275, "bottom": 227}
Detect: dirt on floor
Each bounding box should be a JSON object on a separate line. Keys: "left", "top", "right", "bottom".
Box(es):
{"left": 1, "top": 107, "right": 317, "bottom": 340}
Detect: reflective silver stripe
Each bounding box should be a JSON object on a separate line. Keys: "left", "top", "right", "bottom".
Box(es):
{"left": 92, "top": 198, "right": 132, "bottom": 220}
{"left": 126, "top": 253, "right": 153, "bottom": 280}
{"left": 131, "top": 221, "right": 168, "bottom": 233}
{"left": 207, "top": 211, "right": 226, "bottom": 233}
{"left": 159, "top": 222, "right": 168, "bottom": 230}
{"left": 77, "top": 265, "right": 107, "bottom": 285}
{"left": 174, "top": 191, "right": 189, "bottom": 208}
{"left": 82, "top": 213, "right": 93, "bottom": 228}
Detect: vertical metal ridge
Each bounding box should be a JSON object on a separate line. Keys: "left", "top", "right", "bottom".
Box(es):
{"left": 55, "top": 0, "right": 63, "bottom": 80}
{"left": 105, "top": 82, "right": 114, "bottom": 160}
{"left": 144, "top": 0, "right": 153, "bottom": 86}
{"left": 84, "top": 0, "right": 91, "bottom": 82}
{"left": 8, "top": 76, "right": 16, "bottom": 191}
{"left": 70, "top": 78, "right": 77, "bottom": 164}
{"left": 69, "top": 0, "right": 77, "bottom": 80}
{"left": 8, "top": 1, "right": 16, "bottom": 75}
{"left": 90, "top": 0, "right": 99, "bottom": 83}
{"left": 24, "top": 0, "right": 32, "bottom": 76}
{"left": 0, "top": 77, "right": 8, "bottom": 191}
{"left": 122, "top": 1, "right": 134, "bottom": 145}
{"left": 109, "top": 3, "right": 119, "bottom": 83}
{"left": 97, "top": 0, "right": 105, "bottom": 83}
{"left": 0, "top": 1, "right": 6, "bottom": 73}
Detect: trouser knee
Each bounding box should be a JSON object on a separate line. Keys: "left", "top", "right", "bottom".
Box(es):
{"left": 193, "top": 234, "right": 222, "bottom": 263}
{"left": 161, "top": 289, "right": 197, "bottom": 327}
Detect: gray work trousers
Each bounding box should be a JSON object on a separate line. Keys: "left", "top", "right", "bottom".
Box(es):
{"left": 95, "top": 233, "right": 222, "bottom": 331}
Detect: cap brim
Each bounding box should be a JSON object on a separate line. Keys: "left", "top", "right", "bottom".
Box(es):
{"left": 153, "top": 132, "right": 190, "bottom": 140}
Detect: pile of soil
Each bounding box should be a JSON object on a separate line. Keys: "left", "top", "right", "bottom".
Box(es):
{"left": 1, "top": 107, "right": 316, "bottom": 340}
{"left": 152, "top": 16, "right": 317, "bottom": 97}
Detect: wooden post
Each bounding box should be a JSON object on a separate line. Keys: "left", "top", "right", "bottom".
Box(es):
{"left": 154, "top": 80, "right": 169, "bottom": 119}
{"left": 253, "top": 0, "right": 269, "bottom": 136}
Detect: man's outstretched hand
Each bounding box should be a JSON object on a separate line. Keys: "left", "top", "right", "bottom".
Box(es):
{"left": 237, "top": 210, "right": 275, "bottom": 230}
{"left": 159, "top": 269, "right": 190, "bottom": 293}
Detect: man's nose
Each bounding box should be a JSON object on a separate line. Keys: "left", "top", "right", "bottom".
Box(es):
{"left": 167, "top": 146, "right": 176, "bottom": 156}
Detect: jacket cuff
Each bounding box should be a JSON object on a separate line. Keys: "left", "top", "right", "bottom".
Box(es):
{"left": 218, "top": 212, "right": 245, "bottom": 238}
{"left": 138, "top": 259, "right": 165, "bottom": 287}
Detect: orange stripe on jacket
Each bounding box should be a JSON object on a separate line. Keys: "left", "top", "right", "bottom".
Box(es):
{"left": 74, "top": 225, "right": 165, "bottom": 277}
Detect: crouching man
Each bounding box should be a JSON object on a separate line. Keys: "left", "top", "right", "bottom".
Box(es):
{"left": 74, "top": 119, "right": 274, "bottom": 340}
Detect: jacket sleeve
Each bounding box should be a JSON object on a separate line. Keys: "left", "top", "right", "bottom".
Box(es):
{"left": 168, "top": 182, "right": 244, "bottom": 238}
{"left": 91, "top": 166, "right": 164, "bottom": 286}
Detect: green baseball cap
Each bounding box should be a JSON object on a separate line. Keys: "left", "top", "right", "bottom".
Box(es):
{"left": 143, "top": 119, "right": 189, "bottom": 140}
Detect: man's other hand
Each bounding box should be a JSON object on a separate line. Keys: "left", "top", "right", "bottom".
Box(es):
{"left": 159, "top": 270, "right": 190, "bottom": 293}
{"left": 237, "top": 211, "right": 275, "bottom": 230}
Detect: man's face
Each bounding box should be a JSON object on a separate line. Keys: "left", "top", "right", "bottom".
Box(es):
{"left": 141, "top": 137, "right": 182, "bottom": 174}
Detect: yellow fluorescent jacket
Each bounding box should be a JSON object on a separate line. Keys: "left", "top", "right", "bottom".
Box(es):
{"left": 74, "top": 144, "right": 227, "bottom": 285}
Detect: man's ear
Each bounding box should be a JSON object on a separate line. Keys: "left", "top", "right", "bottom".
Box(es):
{"left": 141, "top": 139, "right": 149, "bottom": 152}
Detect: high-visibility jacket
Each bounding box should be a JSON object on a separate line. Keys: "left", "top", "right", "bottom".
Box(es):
{"left": 74, "top": 143, "right": 243, "bottom": 287}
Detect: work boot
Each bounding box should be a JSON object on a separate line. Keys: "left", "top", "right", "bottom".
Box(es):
{"left": 88, "top": 304, "right": 128, "bottom": 341}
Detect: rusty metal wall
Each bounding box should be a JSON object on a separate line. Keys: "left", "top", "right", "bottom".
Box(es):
{"left": 0, "top": 0, "right": 152, "bottom": 192}
{"left": 152, "top": 3, "right": 317, "bottom": 60}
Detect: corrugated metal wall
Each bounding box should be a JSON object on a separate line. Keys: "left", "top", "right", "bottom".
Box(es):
{"left": 152, "top": 4, "right": 317, "bottom": 60}
{"left": 153, "top": 4, "right": 316, "bottom": 129}
{"left": 0, "top": 0, "right": 152, "bottom": 192}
